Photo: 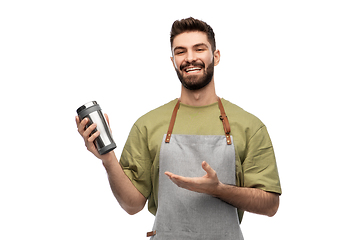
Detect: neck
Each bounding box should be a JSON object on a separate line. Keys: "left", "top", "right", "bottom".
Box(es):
{"left": 179, "top": 79, "right": 218, "bottom": 106}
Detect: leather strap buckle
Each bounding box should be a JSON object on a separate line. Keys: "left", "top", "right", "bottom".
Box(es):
{"left": 218, "top": 98, "right": 232, "bottom": 145}
{"left": 165, "top": 100, "right": 180, "bottom": 143}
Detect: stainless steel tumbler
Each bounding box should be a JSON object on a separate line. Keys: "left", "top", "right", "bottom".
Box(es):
{"left": 77, "top": 101, "right": 116, "bottom": 155}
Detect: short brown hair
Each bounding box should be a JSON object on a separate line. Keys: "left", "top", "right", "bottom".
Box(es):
{"left": 170, "top": 17, "right": 216, "bottom": 52}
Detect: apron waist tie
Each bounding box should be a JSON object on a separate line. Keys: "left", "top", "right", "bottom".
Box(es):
{"left": 146, "top": 230, "right": 156, "bottom": 237}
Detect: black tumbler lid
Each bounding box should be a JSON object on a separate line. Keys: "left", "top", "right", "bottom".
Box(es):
{"left": 76, "top": 101, "right": 98, "bottom": 115}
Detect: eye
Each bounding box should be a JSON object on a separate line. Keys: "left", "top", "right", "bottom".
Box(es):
{"left": 196, "top": 48, "right": 205, "bottom": 52}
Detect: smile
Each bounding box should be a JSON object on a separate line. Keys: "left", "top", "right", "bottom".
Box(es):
{"left": 184, "top": 67, "right": 202, "bottom": 74}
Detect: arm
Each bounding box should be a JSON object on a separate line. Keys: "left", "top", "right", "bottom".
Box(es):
{"left": 165, "top": 161, "right": 279, "bottom": 217}
{"left": 214, "top": 182, "right": 279, "bottom": 217}
{"left": 102, "top": 152, "right": 147, "bottom": 215}
{"left": 76, "top": 116, "right": 146, "bottom": 215}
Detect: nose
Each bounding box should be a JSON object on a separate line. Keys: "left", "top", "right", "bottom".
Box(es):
{"left": 185, "top": 50, "right": 196, "bottom": 63}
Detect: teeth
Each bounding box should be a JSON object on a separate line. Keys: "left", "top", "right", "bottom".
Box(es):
{"left": 185, "top": 67, "right": 201, "bottom": 72}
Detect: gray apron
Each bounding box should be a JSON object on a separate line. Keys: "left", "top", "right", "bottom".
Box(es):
{"left": 148, "top": 98, "right": 244, "bottom": 240}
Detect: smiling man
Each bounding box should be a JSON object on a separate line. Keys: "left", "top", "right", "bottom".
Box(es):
{"left": 76, "top": 17, "right": 282, "bottom": 240}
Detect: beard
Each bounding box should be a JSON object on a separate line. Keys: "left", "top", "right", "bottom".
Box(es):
{"left": 175, "top": 59, "right": 215, "bottom": 91}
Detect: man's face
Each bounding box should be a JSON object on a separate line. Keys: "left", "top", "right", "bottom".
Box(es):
{"left": 171, "top": 31, "right": 220, "bottom": 90}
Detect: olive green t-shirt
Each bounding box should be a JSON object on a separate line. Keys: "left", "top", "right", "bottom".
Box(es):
{"left": 120, "top": 99, "right": 282, "bottom": 222}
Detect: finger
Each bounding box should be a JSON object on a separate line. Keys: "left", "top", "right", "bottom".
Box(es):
{"left": 78, "top": 118, "right": 89, "bottom": 133}
{"left": 165, "top": 172, "right": 185, "bottom": 183}
{"left": 164, "top": 171, "right": 180, "bottom": 180}
{"left": 88, "top": 130, "right": 100, "bottom": 143}
{"left": 164, "top": 171, "right": 172, "bottom": 178}
{"left": 75, "top": 116, "right": 80, "bottom": 126}
{"left": 104, "top": 113, "right": 110, "bottom": 126}
{"left": 202, "top": 161, "right": 216, "bottom": 177}
{"left": 82, "top": 122, "right": 97, "bottom": 138}
{"left": 104, "top": 113, "right": 113, "bottom": 134}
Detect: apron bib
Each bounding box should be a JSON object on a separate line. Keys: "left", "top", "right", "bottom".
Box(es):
{"left": 149, "top": 98, "right": 244, "bottom": 240}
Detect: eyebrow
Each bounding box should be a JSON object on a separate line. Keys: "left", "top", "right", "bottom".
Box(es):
{"left": 173, "top": 43, "right": 209, "bottom": 52}
{"left": 193, "top": 43, "right": 209, "bottom": 49}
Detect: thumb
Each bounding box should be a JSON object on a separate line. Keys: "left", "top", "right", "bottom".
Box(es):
{"left": 104, "top": 113, "right": 113, "bottom": 134}
{"left": 104, "top": 113, "right": 110, "bottom": 126}
{"left": 202, "top": 161, "right": 216, "bottom": 177}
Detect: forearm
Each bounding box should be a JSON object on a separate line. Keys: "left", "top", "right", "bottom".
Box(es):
{"left": 76, "top": 115, "right": 146, "bottom": 214}
{"left": 213, "top": 183, "right": 279, "bottom": 217}
{"left": 101, "top": 152, "right": 146, "bottom": 215}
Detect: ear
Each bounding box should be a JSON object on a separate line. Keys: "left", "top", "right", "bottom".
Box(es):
{"left": 213, "top": 49, "right": 220, "bottom": 66}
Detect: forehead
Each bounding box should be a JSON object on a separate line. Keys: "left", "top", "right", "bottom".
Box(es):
{"left": 172, "top": 31, "right": 210, "bottom": 50}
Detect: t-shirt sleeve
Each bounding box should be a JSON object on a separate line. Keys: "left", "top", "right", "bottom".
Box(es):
{"left": 242, "top": 125, "right": 282, "bottom": 194}
{"left": 119, "top": 124, "right": 152, "bottom": 198}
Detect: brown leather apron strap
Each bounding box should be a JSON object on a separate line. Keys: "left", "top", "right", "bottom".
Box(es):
{"left": 218, "top": 97, "right": 232, "bottom": 145}
{"left": 165, "top": 100, "right": 180, "bottom": 143}
{"left": 165, "top": 97, "right": 231, "bottom": 145}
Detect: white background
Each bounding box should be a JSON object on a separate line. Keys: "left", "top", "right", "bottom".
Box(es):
{"left": 1, "top": 0, "right": 359, "bottom": 239}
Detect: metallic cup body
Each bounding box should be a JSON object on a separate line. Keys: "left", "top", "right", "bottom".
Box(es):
{"left": 77, "top": 101, "right": 116, "bottom": 155}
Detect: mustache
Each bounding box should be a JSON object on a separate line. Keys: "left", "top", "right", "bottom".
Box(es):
{"left": 180, "top": 61, "right": 205, "bottom": 71}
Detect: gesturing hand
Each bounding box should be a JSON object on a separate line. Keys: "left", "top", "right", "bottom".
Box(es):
{"left": 164, "top": 161, "right": 221, "bottom": 196}
{"left": 166, "top": 161, "right": 281, "bottom": 217}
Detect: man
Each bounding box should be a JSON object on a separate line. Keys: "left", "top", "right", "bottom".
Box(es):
{"left": 76, "top": 17, "right": 281, "bottom": 239}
